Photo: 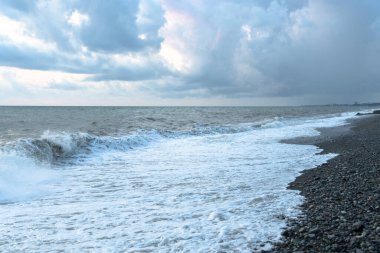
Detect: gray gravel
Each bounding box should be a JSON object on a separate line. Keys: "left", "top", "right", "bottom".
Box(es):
{"left": 271, "top": 115, "right": 380, "bottom": 253}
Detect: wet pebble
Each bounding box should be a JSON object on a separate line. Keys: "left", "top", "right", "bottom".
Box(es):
{"left": 272, "top": 115, "right": 380, "bottom": 252}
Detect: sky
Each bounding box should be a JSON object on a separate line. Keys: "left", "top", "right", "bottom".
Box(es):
{"left": 0, "top": 0, "right": 380, "bottom": 106}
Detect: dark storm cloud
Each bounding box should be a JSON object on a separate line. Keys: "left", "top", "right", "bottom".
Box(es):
{"left": 78, "top": 0, "right": 142, "bottom": 52}
{"left": 155, "top": 0, "right": 380, "bottom": 102}
{"left": 251, "top": 0, "right": 380, "bottom": 97}
{"left": 0, "top": 0, "right": 165, "bottom": 53}
{"left": 74, "top": 0, "right": 164, "bottom": 53}
{"left": 0, "top": 0, "right": 167, "bottom": 76}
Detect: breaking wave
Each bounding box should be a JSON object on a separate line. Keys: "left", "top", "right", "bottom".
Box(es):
{"left": 0, "top": 111, "right": 361, "bottom": 164}
{"left": 0, "top": 124, "right": 266, "bottom": 203}
{"left": 0, "top": 124, "right": 265, "bottom": 164}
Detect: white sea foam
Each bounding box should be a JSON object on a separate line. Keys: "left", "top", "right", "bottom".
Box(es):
{"left": 0, "top": 111, "right": 362, "bottom": 252}
{"left": 0, "top": 150, "right": 57, "bottom": 203}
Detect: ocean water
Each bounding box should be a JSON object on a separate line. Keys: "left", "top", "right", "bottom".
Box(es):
{"left": 0, "top": 106, "right": 375, "bottom": 252}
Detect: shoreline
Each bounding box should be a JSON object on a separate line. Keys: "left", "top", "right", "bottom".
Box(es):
{"left": 272, "top": 114, "right": 380, "bottom": 252}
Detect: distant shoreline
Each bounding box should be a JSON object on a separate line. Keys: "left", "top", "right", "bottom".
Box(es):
{"left": 273, "top": 114, "right": 380, "bottom": 252}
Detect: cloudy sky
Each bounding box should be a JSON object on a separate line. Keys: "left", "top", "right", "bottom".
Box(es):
{"left": 0, "top": 0, "right": 380, "bottom": 106}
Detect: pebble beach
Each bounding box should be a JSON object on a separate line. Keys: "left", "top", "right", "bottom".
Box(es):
{"left": 273, "top": 114, "right": 380, "bottom": 252}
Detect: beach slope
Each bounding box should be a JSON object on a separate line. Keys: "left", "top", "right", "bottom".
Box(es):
{"left": 273, "top": 115, "right": 380, "bottom": 252}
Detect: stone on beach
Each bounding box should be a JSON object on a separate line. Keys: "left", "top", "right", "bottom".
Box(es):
{"left": 272, "top": 115, "right": 380, "bottom": 252}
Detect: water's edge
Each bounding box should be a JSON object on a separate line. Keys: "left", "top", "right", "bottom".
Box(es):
{"left": 273, "top": 114, "right": 380, "bottom": 252}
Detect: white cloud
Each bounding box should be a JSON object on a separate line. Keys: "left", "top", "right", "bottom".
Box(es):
{"left": 0, "top": 15, "right": 56, "bottom": 51}
{"left": 1, "top": 67, "right": 85, "bottom": 87}
{"left": 158, "top": 3, "right": 200, "bottom": 74}
{"left": 67, "top": 10, "right": 89, "bottom": 27}
{"left": 241, "top": 25, "right": 252, "bottom": 41}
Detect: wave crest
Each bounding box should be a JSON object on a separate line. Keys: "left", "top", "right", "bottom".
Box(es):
{"left": 6, "top": 130, "right": 164, "bottom": 163}
{"left": 14, "top": 132, "right": 93, "bottom": 163}
{"left": 1, "top": 119, "right": 290, "bottom": 164}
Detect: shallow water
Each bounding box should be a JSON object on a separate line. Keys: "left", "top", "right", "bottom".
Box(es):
{"left": 0, "top": 106, "right": 375, "bottom": 252}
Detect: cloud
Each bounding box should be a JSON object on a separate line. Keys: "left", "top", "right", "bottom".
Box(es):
{"left": 0, "top": 0, "right": 34, "bottom": 15}
{"left": 0, "top": 44, "right": 49, "bottom": 70}
{"left": 156, "top": 0, "right": 380, "bottom": 101}
{"left": 67, "top": 10, "right": 89, "bottom": 27}
{"left": 46, "top": 82, "right": 86, "bottom": 91}
{"left": 253, "top": 0, "right": 380, "bottom": 96}
{"left": 157, "top": 0, "right": 301, "bottom": 96}
{"left": 0, "top": 0, "right": 169, "bottom": 79}
{"left": 73, "top": 0, "right": 160, "bottom": 52}
{"left": 0, "top": 0, "right": 380, "bottom": 105}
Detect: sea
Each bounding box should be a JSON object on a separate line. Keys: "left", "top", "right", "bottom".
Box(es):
{"left": 0, "top": 106, "right": 376, "bottom": 252}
